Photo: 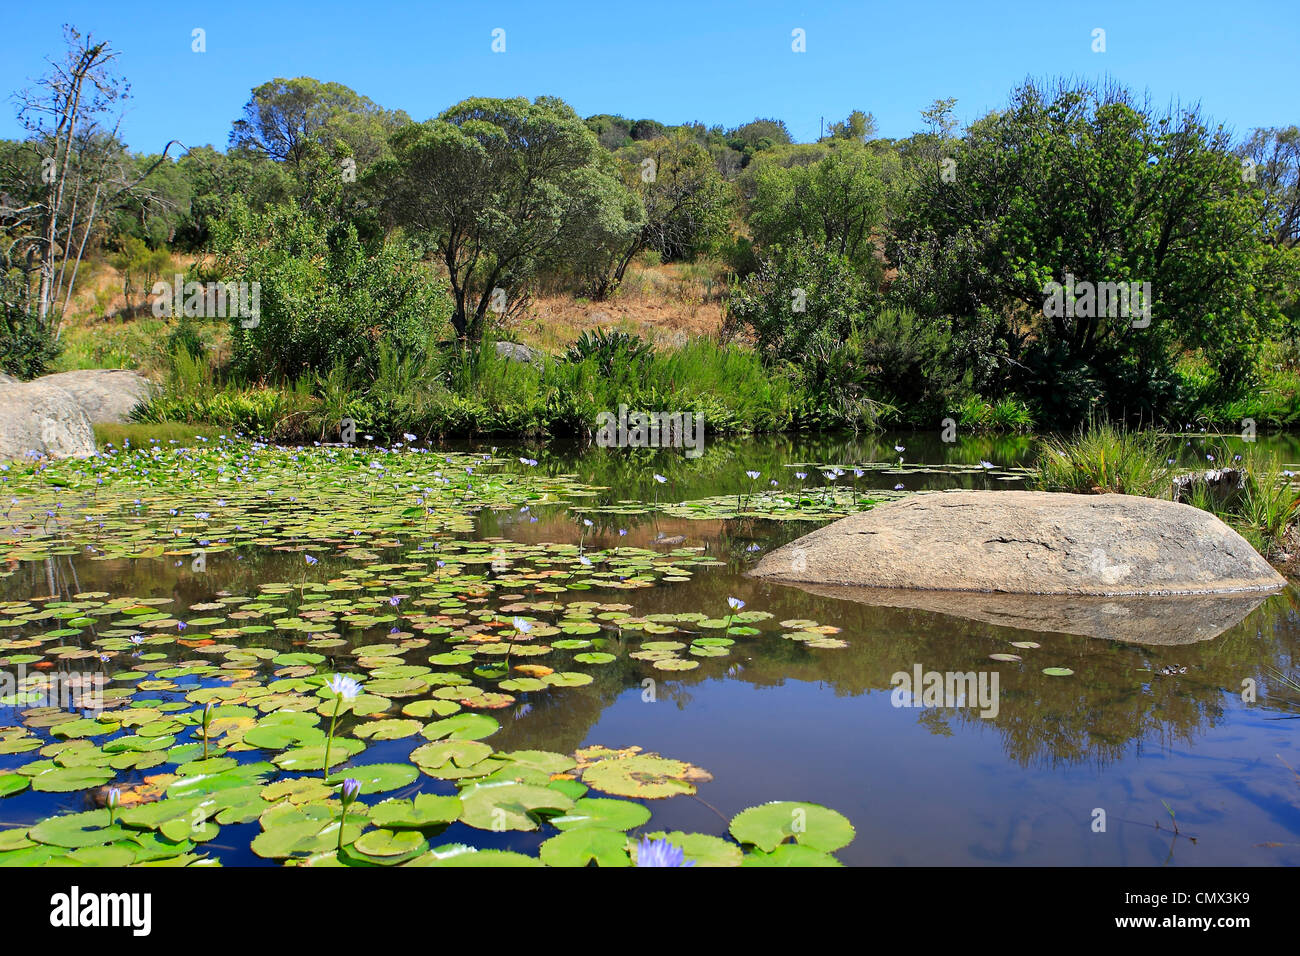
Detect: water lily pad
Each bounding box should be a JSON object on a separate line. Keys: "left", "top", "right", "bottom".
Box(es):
{"left": 582, "top": 754, "right": 703, "bottom": 799}
{"left": 370, "top": 794, "right": 462, "bottom": 829}
{"left": 458, "top": 781, "right": 574, "bottom": 831}
{"left": 638, "top": 830, "right": 741, "bottom": 867}
{"left": 742, "top": 843, "right": 844, "bottom": 866}
{"left": 29, "top": 809, "right": 128, "bottom": 848}
{"left": 327, "top": 763, "right": 418, "bottom": 793}
{"left": 550, "top": 797, "right": 651, "bottom": 832}
{"left": 411, "top": 740, "right": 494, "bottom": 779}
{"left": 353, "top": 718, "right": 423, "bottom": 740}
{"left": 420, "top": 713, "right": 499, "bottom": 741}
{"left": 539, "top": 827, "right": 630, "bottom": 867}
{"left": 729, "top": 801, "right": 855, "bottom": 853}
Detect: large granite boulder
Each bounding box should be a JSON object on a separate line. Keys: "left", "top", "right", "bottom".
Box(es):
{"left": 34, "top": 369, "right": 153, "bottom": 424}
{"left": 0, "top": 381, "right": 96, "bottom": 460}
{"left": 749, "top": 490, "right": 1286, "bottom": 596}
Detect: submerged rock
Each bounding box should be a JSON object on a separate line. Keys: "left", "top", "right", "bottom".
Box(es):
{"left": 781, "top": 582, "right": 1270, "bottom": 644}
{"left": 749, "top": 490, "right": 1286, "bottom": 596}
{"left": 0, "top": 381, "right": 97, "bottom": 460}
{"left": 34, "top": 369, "right": 153, "bottom": 424}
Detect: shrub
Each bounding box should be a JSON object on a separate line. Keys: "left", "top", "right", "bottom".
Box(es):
{"left": 211, "top": 199, "right": 453, "bottom": 383}
{"left": 0, "top": 297, "right": 61, "bottom": 379}
{"left": 729, "top": 240, "right": 873, "bottom": 363}
{"left": 565, "top": 328, "right": 654, "bottom": 374}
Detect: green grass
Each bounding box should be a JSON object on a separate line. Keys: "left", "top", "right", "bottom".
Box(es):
{"left": 94, "top": 422, "right": 229, "bottom": 446}
{"left": 1030, "top": 422, "right": 1300, "bottom": 557}
{"left": 1031, "top": 422, "right": 1175, "bottom": 496}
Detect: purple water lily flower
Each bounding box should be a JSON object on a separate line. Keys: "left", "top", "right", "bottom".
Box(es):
{"left": 636, "top": 837, "right": 693, "bottom": 867}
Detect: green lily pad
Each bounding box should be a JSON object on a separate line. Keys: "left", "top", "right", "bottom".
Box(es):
{"left": 370, "top": 794, "right": 463, "bottom": 829}
{"left": 458, "top": 781, "right": 574, "bottom": 832}
{"left": 550, "top": 797, "right": 652, "bottom": 832}
{"left": 729, "top": 801, "right": 855, "bottom": 853}
{"left": 539, "top": 827, "right": 630, "bottom": 867}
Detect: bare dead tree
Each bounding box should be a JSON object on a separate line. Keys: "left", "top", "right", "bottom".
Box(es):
{"left": 5, "top": 25, "right": 187, "bottom": 336}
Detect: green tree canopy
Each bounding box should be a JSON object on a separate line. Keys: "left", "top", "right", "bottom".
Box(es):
{"left": 747, "top": 142, "right": 887, "bottom": 276}
{"left": 371, "top": 95, "right": 636, "bottom": 342}
{"left": 890, "top": 79, "right": 1282, "bottom": 420}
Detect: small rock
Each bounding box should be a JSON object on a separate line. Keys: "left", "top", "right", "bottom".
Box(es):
{"left": 493, "top": 341, "right": 545, "bottom": 366}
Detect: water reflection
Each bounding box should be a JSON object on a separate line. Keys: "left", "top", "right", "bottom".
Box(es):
{"left": 2, "top": 430, "right": 1299, "bottom": 865}
{"left": 772, "top": 582, "right": 1273, "bottom": 644}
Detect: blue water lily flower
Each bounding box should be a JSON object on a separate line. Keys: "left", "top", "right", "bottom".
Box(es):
{"left": 636, "top": 837, "right": 693, "bottom": 867}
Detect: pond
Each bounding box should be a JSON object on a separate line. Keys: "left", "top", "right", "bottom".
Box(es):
{"left": 1, "top": 428, "right": 1297, "bottom": 866}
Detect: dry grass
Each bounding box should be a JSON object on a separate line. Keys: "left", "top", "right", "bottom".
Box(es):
{"left": 59, "top": 254, "right": 735, "bottom": 369}
{"left": 513, "top": 261, "right": 732, "bottom": 352}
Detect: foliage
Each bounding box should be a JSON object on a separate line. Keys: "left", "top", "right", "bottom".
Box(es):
{"left": 1031, "top": 422, "right": 1175, "bottom": 496}
{"left": 748, "top": 143, "right": 887, "bottom": 276}
{"left": 372, "top": 96, "right": 637, "bottom": 343}
{"left": 211, "top": 198, "right": 452, "bottom": 382}
{"left": 0, "top": 287, "right": 62, "bottom": 378}
{"left": 564, "top": 328, "right": 655, "bottom": 373}
{"left": 890, "top": 79, "right": 1291, "bottom": 423}
{"left": 728, "top": 238, "right": 875, "bottom": 368}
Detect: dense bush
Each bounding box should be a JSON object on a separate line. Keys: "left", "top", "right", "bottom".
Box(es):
{"left": 0, "top": 297, "right": 61, "bottom": 379}
{"left": 728, "top": 239, "right": 875, "bottom": 368}
{"left": 211, "top": 199, "right": 452, "bottom": 382}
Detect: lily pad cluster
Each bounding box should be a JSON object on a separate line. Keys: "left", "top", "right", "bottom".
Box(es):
{"left": 0, "top": 438, "right": 865, "bottom": 866}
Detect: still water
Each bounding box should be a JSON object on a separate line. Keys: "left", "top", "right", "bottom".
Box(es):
{"left": 2, "top": 429, "right": 1298, "bottom": 865}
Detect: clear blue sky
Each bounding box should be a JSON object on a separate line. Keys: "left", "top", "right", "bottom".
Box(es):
{"left": 1, "top": 0, "right": 1296, "bottom": 152}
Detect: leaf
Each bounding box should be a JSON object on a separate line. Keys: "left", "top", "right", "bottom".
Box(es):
{"left": 29, "top": 809, "right": 129, "bottom": 848}
{"left": 550, "top": 797, "right": 652, "bottom": 832}
{"left": 419, "top": 713, "right": 499, "bottom": 741}
{"left": 742, "top": 843, "right": 844, "bottom": 867}
{"left": 411, "top": 740, "right": 494, "bottom": 779}
{"left": 539, "top": 828, "right": 630, "bottom": 867}
{"left": 370, "top": 794, "right": 463, "bottom": 829}
{"left": 639, "top": 830, "right": 742, "bottom": 867}
{"left": 582, "top": 754, "right": 704, "bottom": 799}
{"left": 327, "top": 763, "right": 418, "bottom": 793}
{"left": 458, "top": 781, "right": 574, "bottom": 831}
{"left": 729, "top": 801, "right": 855, "bottom": 854}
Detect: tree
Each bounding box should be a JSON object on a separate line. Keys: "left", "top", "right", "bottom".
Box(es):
{"left": 229, "top": 77, "right": 408, "bottom": 213}
{"left": 371, "top": 96, "right": 634, "bottom": 343}
{"left": 747, "top": 143, "right": 887, "bottom": 276}
{"left": 826, "top": 109, "right": 878, "bottom": 143}
{"left": 230, "top": 77, "right": 407, "bottom": 170}
{"left": 726, "top": 118, "right": 793, "bottom": 165}
{"left": 1239, "top": 126, "right": 1300, "bottom": 249}
{"left": 4, "top": 26, "right": 180, "bottom": 335}
{"left": 109, "top": 236, "right": 170, "bottom": 315}
{"left": 890, "top": 79, "right": 1279, "bottom": 419}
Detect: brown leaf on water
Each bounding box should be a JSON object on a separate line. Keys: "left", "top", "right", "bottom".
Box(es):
{"left": 94, "top": 774, "right": 175, "bottom": 807}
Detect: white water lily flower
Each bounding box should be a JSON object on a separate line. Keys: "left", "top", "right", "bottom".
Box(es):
{"left": 327, "top": 674, "right": 362, "bottom": 700}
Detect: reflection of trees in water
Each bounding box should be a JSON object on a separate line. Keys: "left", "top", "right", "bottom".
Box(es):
{"left": 6, "top": 528, "right": 1297, "bottom": 775}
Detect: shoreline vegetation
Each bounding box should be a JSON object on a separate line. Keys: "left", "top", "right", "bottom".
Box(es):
{"left": 5, "top": 32, "right": 1300, "bottom": 561}
{"left": 4, "top": 51, "right": 1298, "bottom": 450}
